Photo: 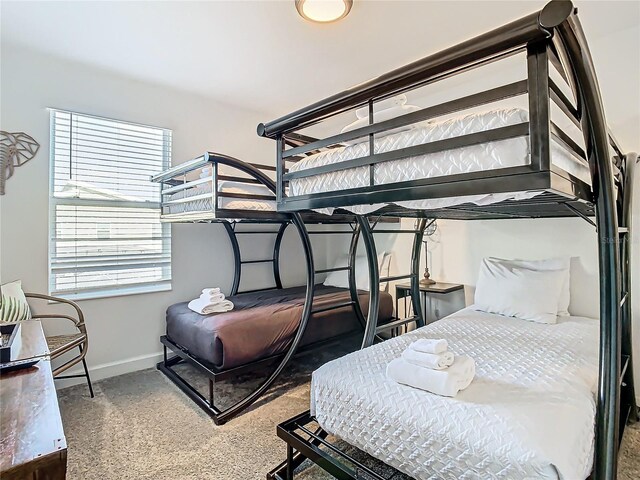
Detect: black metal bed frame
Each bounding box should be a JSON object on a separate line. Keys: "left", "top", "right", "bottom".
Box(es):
{"left": 258, "top": 1, "right": 637, "bottom": 479}
{"left": 151, "top": 153, "right": 421, "bottom": 424}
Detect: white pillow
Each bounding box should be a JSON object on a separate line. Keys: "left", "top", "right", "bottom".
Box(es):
{"left": 323, "top": 252, "right": 391, "bottom": 291}
{"left": 474, "top": 259, "right": 566, "bottom": 324}
{"left": 485, "top": 257, "right": 571, "bottom": 316}
{"left": 355, "top": 94, "right": 407, "bottom": 119}
{"left": 341, "top": 105, "right": 422, "bottom": 135}
{"left": 0, "top": 280, "right": 32, "bottom": 323}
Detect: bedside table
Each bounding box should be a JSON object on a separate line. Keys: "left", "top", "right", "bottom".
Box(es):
{"left": 395, "top": 282, "right": 465, "bottom": 329}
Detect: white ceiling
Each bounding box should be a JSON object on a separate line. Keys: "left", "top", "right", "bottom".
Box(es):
{"left": 2, "top": 0, "right": 639, "bottom": 133}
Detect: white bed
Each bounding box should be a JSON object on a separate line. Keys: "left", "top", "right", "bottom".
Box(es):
{"left": 310, "top": 307, "right": 599, "bottom": 480}
{"left": 290, "top": 108, "right": 591, "bottom": 214}
{"left": 166, "top": 180, "right": 276, "bottom": 214}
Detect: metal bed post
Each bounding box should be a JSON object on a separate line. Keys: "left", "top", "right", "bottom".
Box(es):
{"left": 619, "top": 153, "right": 638, "bottom": 430}
{"left": 358, "top": 216, "right": 380, "bottom": 349}
{"left": 549, "top": 4, "right": 626, "bottom": 477}
{"left": 410, "top": 219, "right": 428, "bottom": 328}
{"left": 213, "top": 157, "right": 219, "bottom": 212}
{"left": 346, "top": 224, "right": 367, "bottom": 328}
{"left": 277, "top": 136, "right": 285, "bottom": 206}
{"left": 223, "top": 221, "right": 241, "bottom": 296}
{"left": 526, "top": 42, "right": 551, "bottom": 172}
{"left": 273, "top": 221, "right": 290, "bottom": 290}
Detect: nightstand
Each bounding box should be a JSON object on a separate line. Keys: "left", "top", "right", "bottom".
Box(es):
{"left": 395, "top": 282, "right": 465, "bottom": 328}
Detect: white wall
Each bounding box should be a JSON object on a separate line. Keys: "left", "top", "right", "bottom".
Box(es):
{"left": 0, "top": 43, "right": 328, "bottom": 383}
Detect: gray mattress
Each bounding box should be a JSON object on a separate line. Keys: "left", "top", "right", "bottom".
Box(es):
{"left": 166, "top": 285, "right": 393, "bottom": 370}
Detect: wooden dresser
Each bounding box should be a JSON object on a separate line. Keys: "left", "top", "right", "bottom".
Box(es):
{"left": 0, "top": 320, "right": 67, "bottom": 479}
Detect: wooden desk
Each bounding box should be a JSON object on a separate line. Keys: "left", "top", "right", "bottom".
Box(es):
{"left": 10, "top": 320, "right": 50, "bottom": 362}
{"left": 0, "top": 321, "right": 67, "bottom": 479}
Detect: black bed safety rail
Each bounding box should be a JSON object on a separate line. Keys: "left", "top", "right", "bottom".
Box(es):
{"left": 151, "top": 151, "right": 285, "bottom": 223}
{"left": 151, "top": 151, "right": 364, "bottom": 224}
{"left": 267, "top": 411, "right": 390, "bottom": 480}
{"left": 259, "top": 4, "right": 623, "bottom": 222}
{"left": 261, "top": 2, "right": 636, "bottom": 479}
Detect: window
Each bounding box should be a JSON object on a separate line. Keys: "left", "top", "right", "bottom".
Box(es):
{"left": 49, "top": 110, "right": 172, "bottom": 300}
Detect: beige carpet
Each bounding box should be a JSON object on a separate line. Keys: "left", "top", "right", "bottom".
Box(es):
{"left": 58, "top": 365, "right": 640, "bottom": 480}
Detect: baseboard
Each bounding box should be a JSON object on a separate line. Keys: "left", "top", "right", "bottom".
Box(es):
{"left": 54, "top": 351, "right": 164, "bottom": 390}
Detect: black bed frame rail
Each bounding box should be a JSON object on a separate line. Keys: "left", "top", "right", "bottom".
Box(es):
{"left": 263, "top": 46, "right": 610, "bottom": 215}
{"left": 258, "top": 4, "right": 624, "bottom": 220}
{"left": 151, "top": 151, "right": 360, "bottom": 224}
{"left": 260, "top": 2, "right": 636, "bottom": 479}
{"left": 267, "top": 411, "right": 395, "bottom": 480}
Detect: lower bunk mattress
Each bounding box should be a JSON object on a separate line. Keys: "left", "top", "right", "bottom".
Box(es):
{"left": 166, "top": 285, "right": 393, "bottom": 371}
{"left": 310, "top": 307, "right": 599, "bottom": 480}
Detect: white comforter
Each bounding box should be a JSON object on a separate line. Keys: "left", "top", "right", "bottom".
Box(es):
{"left": 290, "top": 108, "right": 591, "bottom": 214}
{"left": 311, "top": 308, "right": 599, "bottom": 480}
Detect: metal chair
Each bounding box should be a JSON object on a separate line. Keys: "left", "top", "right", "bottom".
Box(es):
{"left": 25, "top": 293, "right": 94, "bottom": 397}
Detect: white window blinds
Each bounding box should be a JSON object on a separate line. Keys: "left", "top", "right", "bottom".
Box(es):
{"left": 49, "top": 110, "right": 172, "bottom": 299}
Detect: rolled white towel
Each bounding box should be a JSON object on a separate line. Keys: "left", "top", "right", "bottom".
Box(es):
{"left": 188, "top": 298, "right": 234, "bottom": 315}
{"left": 200, "top": 292, "right": 225, "bottom": 303}
{"left": 202, "top": 288, "right": 221, "bottom": 296}
{"left": 401, "top": 348, "right": 454, "bottom": 370}
{"left": 386, "top": 355, "right": 475, "bottom": 397}
{"left": 409, "top": 338, "right": 448, "bottom": 355}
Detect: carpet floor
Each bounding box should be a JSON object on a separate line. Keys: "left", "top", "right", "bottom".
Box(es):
{"left": 58, "top": 354, "right": 640, "bottom": 480}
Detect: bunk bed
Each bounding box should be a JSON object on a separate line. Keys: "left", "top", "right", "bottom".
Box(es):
{"left": 151, "top": 153, "right": 399, "bottom": 424}
{"left": 257, "top": 1, "right": 637, "bottom": 479}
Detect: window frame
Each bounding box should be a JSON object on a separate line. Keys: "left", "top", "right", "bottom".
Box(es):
{"left": 48, "top": 108, "right": 172, "bottom": 301}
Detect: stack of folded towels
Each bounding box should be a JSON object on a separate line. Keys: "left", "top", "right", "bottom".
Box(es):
{"left": 386, "top": 338, "right": 475, "bottom": 397}
{"left": 187, "top": 288, "right": 234, "bottom": 315}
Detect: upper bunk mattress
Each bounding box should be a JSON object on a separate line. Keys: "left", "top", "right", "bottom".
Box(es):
{"left": 290, "top": 108, "right": 591, "bottom": 214}
{"left": 310, "top": 307, "right": 599, "bottom": 480}
{"left": 166, "top": 285, "right": 393, "bottom": 370}
{"left": 166, "top": 180, "right": 276, "bottom": 214}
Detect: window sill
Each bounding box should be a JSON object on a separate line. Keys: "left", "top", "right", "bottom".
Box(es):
{"left": 50, "top": 283, "right": 172, "bottom": 302}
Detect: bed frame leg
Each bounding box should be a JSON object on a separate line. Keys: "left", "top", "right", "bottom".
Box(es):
{"left": 286, "top": 444, "right": 294, "bottom": 480}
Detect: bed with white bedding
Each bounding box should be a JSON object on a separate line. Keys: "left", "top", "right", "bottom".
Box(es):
{"left": 310, "top": 307, "right": 599, "bottom": 480}
{"left": 166, "top": 180, "right": 276, "bottom": 214}
{"left": 289, "top": 108, "right": 591, "bottom": 214}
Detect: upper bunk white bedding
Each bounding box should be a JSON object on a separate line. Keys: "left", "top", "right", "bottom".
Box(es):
{"left": 166, "top": 180, "right": 276, "bottom": 214}
{"left": 290, "top": 108, "right": 591, "bottom": 214}
{"left": 310, "top": 307, "right": 599, "bottom": 480}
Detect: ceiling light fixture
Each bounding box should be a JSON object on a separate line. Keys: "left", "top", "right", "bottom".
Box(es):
{"left": 295, "top": 0, "right": 353, "bottom": 23}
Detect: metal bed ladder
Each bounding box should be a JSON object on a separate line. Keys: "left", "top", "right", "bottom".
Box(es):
{"left": 355, "top": 216, "right": 429, "bottom": 349}
{"left": 223, "top": 220, "right": 290, "bottom": 295}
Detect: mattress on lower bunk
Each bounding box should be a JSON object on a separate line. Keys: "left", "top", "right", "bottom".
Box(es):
{"left": 289, "top": 108, "right": 591, "bottom": 214}
{"left": 310, "top": 308, "right": 599, "bottom": 480}
{"left": 166, "top": 180, "right": 276, "bottom": 214}
{"left": 166, "top": 285, "right": 394, "bottom": 370}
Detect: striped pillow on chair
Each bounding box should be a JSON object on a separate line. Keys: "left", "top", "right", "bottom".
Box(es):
{"left": 0, "top": 280, "right": 32, "bottom": 323}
